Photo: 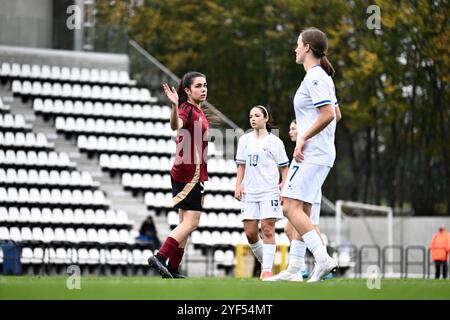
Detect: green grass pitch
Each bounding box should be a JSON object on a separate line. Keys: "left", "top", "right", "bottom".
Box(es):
{"left": 1, "top": 276, "right": 449, "bottom": 300}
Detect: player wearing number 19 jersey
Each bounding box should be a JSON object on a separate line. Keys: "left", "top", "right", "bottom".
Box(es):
{"left": 235, "top": 106, "right": 289, "bottom": 280}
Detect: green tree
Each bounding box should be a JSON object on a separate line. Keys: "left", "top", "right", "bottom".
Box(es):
{"left": 95, "top": 0, "right": 449, "bottom": 215}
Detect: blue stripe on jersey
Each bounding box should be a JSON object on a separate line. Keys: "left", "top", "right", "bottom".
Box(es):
{"left": 313, "top": 99, "right": 332, "bottom": 106}
{"left": 278, "top": 161, "right": 290, "bottom": 166}
{"left": 334, "top": 101, "right": 338, "bottom": 105}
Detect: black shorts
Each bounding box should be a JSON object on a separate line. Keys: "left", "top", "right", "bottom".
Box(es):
{"left": 171, "top": 178, "right": 205, "bottom": 211}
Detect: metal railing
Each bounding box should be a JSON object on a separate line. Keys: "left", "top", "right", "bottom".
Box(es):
{"left": 333, "top": 243, "right": 358, "bottom": 278}
{"left": 405, "top": 246, "right": 426, "bottom": 278}
{"left": 4, "top": 241, "right": 446, "bottom": 279}
{"left": 382, "top": 245, "right": 404, "bottom": 277}
{"left": 181, "top": 244, "right": 440, "bottom": 279}
{"left": 358, "top": 244, "right": 381, "bottom": 278}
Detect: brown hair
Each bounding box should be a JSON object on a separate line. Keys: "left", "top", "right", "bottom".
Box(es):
{"left": 177, "top": 71, "right": 218, "bottom": 125}
{"left": 252, "top": 105, "right": 274, "bottom": 133}
{"left": 300, "top": 28, "right": 335, "bottom": 77}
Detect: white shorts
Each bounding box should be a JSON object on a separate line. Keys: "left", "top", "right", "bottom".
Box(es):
{"left": 240, "top": 197, "right": 284, "bottom": 221}
{"left": 310, "top": 201, "right": 321, "bottom": 225}
{"left": 281, "top": 161, "right": 330, "bottom": 204}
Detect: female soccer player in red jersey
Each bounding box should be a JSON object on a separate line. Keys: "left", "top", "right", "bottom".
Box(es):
{"left": 148, "top": 72, "right": 209, "bottom": 278}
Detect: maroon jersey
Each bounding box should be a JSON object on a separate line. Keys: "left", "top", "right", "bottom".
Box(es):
{"left": 170, "top": 102, "right": 209, "bottom": 182}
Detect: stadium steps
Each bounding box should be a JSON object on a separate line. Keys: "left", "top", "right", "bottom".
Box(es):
{"left": 1, "top": 71, "right": 169, "bottom": 253}
{"left": 93, "top": 169, "right": 150, "bottom": 229}
{"left": 7, "top": 90, "right": 152, "bottom": 231}
{"left": 183, "top": 245, "right": 214, "bottom": 277}
{"left": 37, "top": 114, "right": 151, "bottom": 229}
{"left": 153, "top": 214, "right": 171, "bottom": 241}
{"left": 1, "top": 84, "right": 184, "bottom": 246}
{"left": 66, "top": 150, "right": 151, "bottom": 230}
{"left": 2, "top": 92, "right": 36, "bottom": 135}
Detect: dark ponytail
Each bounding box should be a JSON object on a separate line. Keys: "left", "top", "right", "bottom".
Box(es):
{"left": 176, "top": 86, "right": 188, "bottom": 106}
{"left": 320, "top": 56, "right": 335, "bottom": 77}
{"left": 300, "top": 27, "right": 335, "bottom": 77}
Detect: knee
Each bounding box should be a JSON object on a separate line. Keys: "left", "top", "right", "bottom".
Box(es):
{"left": 261, "top": 224, "right": 275, "bottom": 239}
{"left": 183, "top": 218, "right": 200, "bottom": 233}
{"left": 245, "top": 229, "right": 260, "bottom": 243}
{"left": 282, "top": 202, "right": 292, "bottom": 218}
{"left": 189, "top": 224, "right": 198, "bottom": 233}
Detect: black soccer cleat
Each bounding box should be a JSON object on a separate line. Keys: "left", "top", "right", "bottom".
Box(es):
{"left": 167, "top": 265, "right": 186, "bottom": 279}
{"left": 148, "top": 255, "right": 173, "bottom": 279}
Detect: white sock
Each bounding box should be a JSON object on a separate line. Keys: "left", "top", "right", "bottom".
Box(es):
{"left": 262, "top": 244, "right": 276, "bottom": 272}
{"left": 303, "top": 230, "right": 329, "bottom": 263}
{"left": 249, "top": 239, "right": 263, "bottom": 263}
{"left": 287, "top": 240, "right": 306, "bottom": 274}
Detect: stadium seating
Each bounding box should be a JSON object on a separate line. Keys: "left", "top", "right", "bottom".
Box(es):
{"left": 0, "top": 74, "right": 150, "bottom": 275}
{"left": 0, "top": 58, "right": 271, "bottom": 277}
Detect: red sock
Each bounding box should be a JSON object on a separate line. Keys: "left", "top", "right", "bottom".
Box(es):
{"left": 169, "top": 247, "right": 185, "bottom": 270}
{"left": 158, "top": 237, "right": 179, "bottom": 261}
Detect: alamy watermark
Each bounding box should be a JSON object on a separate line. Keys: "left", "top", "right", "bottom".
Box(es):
{"left": 366, "top": 5, "right": 381, "bottom": 30}
{"left": 366, "top": 265, "right": 382, "bottom": 290}
{"left": 170, "top": 121, "right": 281, "bottom": 165}
{"left": 66, "top": 5, "right": 82, "bottom": 30}
{"left": 66, "top": 4, "right": 381, "bottom": 32}
{"left": 66, "top": 265, "right": 81, "bottom": 290}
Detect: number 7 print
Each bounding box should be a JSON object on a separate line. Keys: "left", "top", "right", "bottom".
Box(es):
{"left": 289, "top": 165, "right": 300, "bottom": 182}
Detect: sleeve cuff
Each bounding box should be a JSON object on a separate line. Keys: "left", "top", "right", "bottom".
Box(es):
{"left": 313, "top": 100, "right": 332, "bottom": 107}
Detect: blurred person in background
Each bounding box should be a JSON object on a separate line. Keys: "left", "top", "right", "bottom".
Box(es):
{"left": 137, "top": 215, "right": 161, "bottom": 249}
{"left": 430, "top": 225, "right": 450, "bottom": 279}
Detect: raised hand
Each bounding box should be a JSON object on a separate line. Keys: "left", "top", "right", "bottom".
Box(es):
{"left": 162, "top": 83, "right": 179, "bottom": 106}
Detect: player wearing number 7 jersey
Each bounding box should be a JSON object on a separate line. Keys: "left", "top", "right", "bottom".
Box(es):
{"left": 276, "top": 28, "right": 339, "bottom": 283}
{"left": 235, "top": 105, "right": 289, "bottom": 281}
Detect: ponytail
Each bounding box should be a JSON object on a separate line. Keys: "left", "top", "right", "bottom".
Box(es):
{"left": 300, "top": 27, "right": 335, "bottom": 77}
{"left": 177, "top": 87, "right": 188, "bottom": 106}
{"left": 320, "top": 56, "right": 335, "bottom": 77}
{"left": 177, "top": 73, "right": 196, "bottom": 107}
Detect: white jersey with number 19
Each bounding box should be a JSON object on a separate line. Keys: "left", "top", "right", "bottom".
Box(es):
{"left": 236, "top": 132, "right": 289, "bottom": 202}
